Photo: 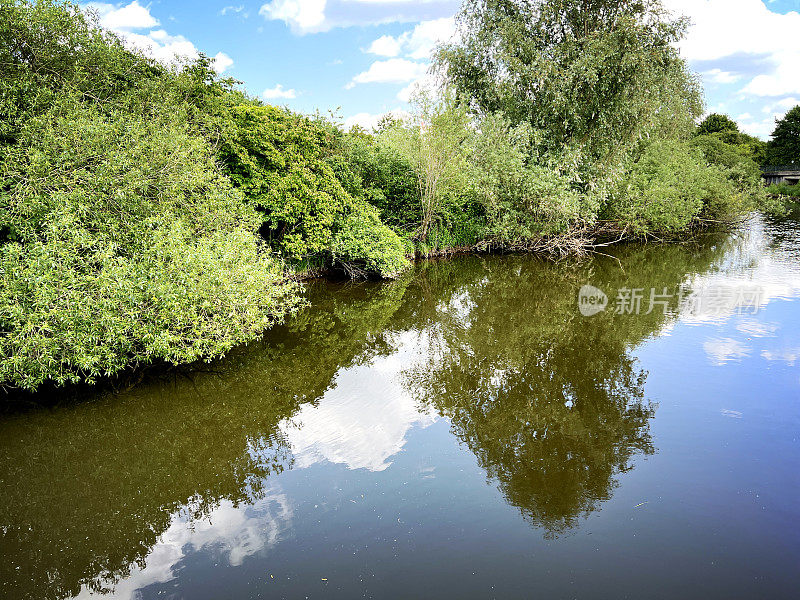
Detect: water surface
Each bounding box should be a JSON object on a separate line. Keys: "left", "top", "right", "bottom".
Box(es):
{"left": 1, "top": 215, "right": 799, "bottom": 599}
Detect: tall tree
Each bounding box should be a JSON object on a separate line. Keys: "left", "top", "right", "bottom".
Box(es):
{"left": 434, "top": 0, "right": 702, "bottom": 168}
{"left": 696, "top": 113, "right": 739, "bottom": 136}
{"left": 766, "top": 106, "right": 800, "bottom": 166}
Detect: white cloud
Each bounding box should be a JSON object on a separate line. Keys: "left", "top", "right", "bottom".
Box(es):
{"left": 665, "top": 0, "right": 800, "bottom": 97}
{"left": 89, "top": 0, "right": 158, "bottom": 30}
{"left": 703, "top": 68, "right": 742, "bottom": 85}
{"left": 220, "top": 5, "right": 248, "bottom": 17}
{"left": 75, "top": 492, "right": 292, "bottom": 599}
{"left": 665, "top": 0, "right": 800, "bottom": 62}
{"left": 396, "top": 71, "right": 437, "bottom": 102}
{"left": 213, "top": 52, "right": 234, "bottom": 73}
{"left": 739, "top": 118, "right": 775, "bottom": 140}
{"left": 762, "top": 97, "right": 800, "bottom": 113}
{"left": 259, "top": 0, "right": 459, "bottom": 35}
{"left": 259, "top": 0, "right": 327, "bottom": 34}
{"left": 358, "top": 18, "right": 453, "bottom": 101}
{"left": 364, "top": 17, "right": 455, "bottom": 60}
{"left": 366, "top": 34, "right": 403, "bottom": 57}
{"left": 736, "top": 319, "right": 778, "bottom": 337}
{"left": 87, "top": 2, "right": 234, "bottom": 71}
{"left": 742, "top": 53, "right": 800, "bottom": 97}
{"left": 348, "top": 58, "right": 428, "bottom": 88}
{"left": 123, "top": 30, "right": 200, "bottom": 65}
{"left": 262, "top": 84, "right": 297, "bottom": 99}
{"left": 399, "top": 16, "right": 455, "bottom": 59}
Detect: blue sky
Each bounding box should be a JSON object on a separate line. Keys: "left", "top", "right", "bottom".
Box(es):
{"left": 87, "top": 0, "right": 800, "bottom": 139}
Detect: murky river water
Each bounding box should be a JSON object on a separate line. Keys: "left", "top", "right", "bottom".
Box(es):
{"left": 1, "top": 214, "right": 799, "bottom": 600}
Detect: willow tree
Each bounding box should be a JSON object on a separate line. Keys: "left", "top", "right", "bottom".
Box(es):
{"left": 434, "top": 0, "right": 703, "bottom": 205}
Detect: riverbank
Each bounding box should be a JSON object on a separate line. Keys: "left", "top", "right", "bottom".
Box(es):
{"left": 1, "top": 0, "right": 777, "bottom": 394}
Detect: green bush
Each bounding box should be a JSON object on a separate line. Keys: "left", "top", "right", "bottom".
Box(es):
{"left": 690, "top": 134, "right": 780, "bottom": 216}
{"left": 329, "top": 200, "right": 410, "bottom": 276}
{"left": 0, "top": 1, "right": 302, "bottom": 391}
{"left": 473, "top": 114, "right": 580, "bottom": 244}
{"left": 217, "top": 104, "right": 408, "bottom": 276}
{"left": 0, "top": 100, "right": 301, "bottom": 390}
{"left": 327, "top": 128, "right": 421, "bottom": 233}
{"left": 767, "top": 183, "right": 800, "bottom": 198}
{"left": 612, "top": 140, "right": 736, "bottom": 233}
{"left": 694, "top": 115, "right": 767, "bottom": 165}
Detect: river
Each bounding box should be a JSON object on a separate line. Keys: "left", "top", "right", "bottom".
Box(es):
{"left": 1, "top": 214, "right": 799, "bottom": 599}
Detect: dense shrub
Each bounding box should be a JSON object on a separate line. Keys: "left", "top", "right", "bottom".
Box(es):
{"left": 611, "top": 140, "right": 736, "bottom": 233}
{"left": 694, "top": 114, "right": 767, "bottom": 165}
{"left": 0, "top": 99, "right": 301, "bottom": 390}
{"left": 327, "top": 128, "right": 421, "bottom": 233}
{"left": 217, "top": 104, "right": 408, "bottom": 276}
{"left": 0, "top": 1, "right": 302, "bottom": 390}
{"left": 472, "top": 114, "right": 580, "bottom": 244}
{"left": 767, "top": 183, "right": 800, "bottom": 198}
{"left": 690, "top": 133, "right": 782, "bottom": 216}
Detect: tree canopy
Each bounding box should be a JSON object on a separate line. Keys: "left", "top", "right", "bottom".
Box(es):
{"left": 766, "top": 105, "right": 800, "bottom": 166}
{"left": 434, "top": 0, "right": 702, "bottom": 172}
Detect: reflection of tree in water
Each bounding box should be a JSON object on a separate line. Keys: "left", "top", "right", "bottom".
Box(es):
{"left": 401, "top": 240, "right": 731, "bottom": 536}
{"left": 0, "top": 279, "right": 409, "bottom": 600}
{"left": 0, "top": 233, "right": 735, "bottom": 597}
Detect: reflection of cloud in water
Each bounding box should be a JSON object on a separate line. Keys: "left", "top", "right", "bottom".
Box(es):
{"left": 704, "top": 337, "right": 751, "bottom": 365}
{"left": 75, "top": 490, "right": 292, "bottom": 599}
{"left": 282, "top": 335, "right": 437, "bottom": 472}
{"left": 682, "top": 218, "right": 800, "bottom": 326}
{"left": 674, "top": 218, "right": 800, "bottom": 368}
{"left": 761, "top": 348, "right": 800, "bottom": 366}
{"left": 736, "top": 319, "right": 779, "bottom": 338}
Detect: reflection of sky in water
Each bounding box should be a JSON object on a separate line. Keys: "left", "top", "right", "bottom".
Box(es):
{"left": 72, "top": 216, "right": 800, "bottom": 599}
{"left": 684, "top": 217, "right": 800, "bottom": 367}
{"left": 281, "top": 333, "right": 438, "bottom": 472}
{"left": 75, "top": 335, "right": 439, "bottom": 598}
{"left": 75, "top": 491, "right": 292, "bottom": 599}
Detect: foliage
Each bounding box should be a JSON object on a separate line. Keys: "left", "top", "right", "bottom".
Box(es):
{"left": 472, "top": 113, "right": 580, "bottom": 243}
{"left": 690, "top": 132, "right": 781, "bottom": 216}
{"left": 217, "top": 104, "right": 408, "bottom": 276}
{"left": 434, "top": 0, "right": 773, "bottom": 234}
{"left": 695, "top": 113, "right": 767, "bottom": 165}
{"left": 696, "top": 113, "right": 739, "bottom": 136}
{"left": 379, "top": 90, "right": 478, "bottom": 241}
{"left": 327, "top": 127, "right": 421, "bottom": 233}
{"left": 0, "top": 0, "right": 303, "bottom": 390}
{"left": 767, "top": 183, "right": 800, "bottom": 198}
{"left": 0, "top": 0, "right": 783, "bottom": 393}
{"left": 766, "top": 105, "right": 800, "bottom": 166}
{"left": 435, "top": 0, "right": 703, "bottom": 192}
{"left": 610, "top": 140, "right": 740, "bottom": 233}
